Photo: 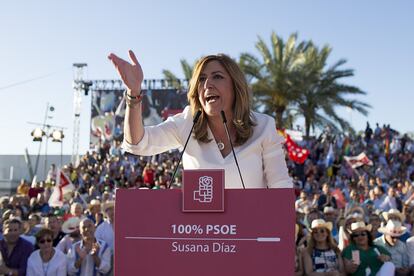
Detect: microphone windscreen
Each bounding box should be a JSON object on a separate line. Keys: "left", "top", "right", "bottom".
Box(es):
{"left": 220, "top": 110, "right": 227, "bottom": 123}
{"left": 193, "top": 110, "right": 202, "bottom": 123}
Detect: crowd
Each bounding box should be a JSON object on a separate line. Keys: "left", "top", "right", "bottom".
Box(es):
{"left": 293, "top": 123, "right": 414, "bottom": 276}
{"left": 0, "top": 122, "right": 413, "bottom": 275}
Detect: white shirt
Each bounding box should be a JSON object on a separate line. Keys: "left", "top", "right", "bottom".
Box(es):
{"left": 27, "top": 249, "right": 67, "bottom": 276}
{"left": 95, "top": 220, "right": 114, "bottom": 251}
{"left": 374, "top": 194, "right": 387, "bottom": 210}
{"left": 380, "top": 195, "right": 398, "bottom": 211}
{"left": 407, "top": 236, "right": 414, "bottom": 266}
{"left": 122, "top": 106, "right": 292, "bottom": 189}
{"left": 56, "top": 234, "right": 78, "bottom": 254}
{"left": 67, "top": 239, "right": 111, "bottom": 276}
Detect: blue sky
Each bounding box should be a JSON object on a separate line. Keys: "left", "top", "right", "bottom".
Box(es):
{"left": 0, "top": 0, "right": 413, "bottom": 155}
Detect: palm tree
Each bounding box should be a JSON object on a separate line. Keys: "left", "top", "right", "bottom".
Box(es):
{"left": 291, "top": 43, "right": 370, "bottom": 137}
{"left": 239, "top": 31, "right": 308, "bottom": 128}
{"left": 162, "top": 59, "right": 194, "bottom": 89}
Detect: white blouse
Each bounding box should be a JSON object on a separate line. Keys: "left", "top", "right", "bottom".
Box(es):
{"left": 122, "top": 106, "right": 292, "bottom": 189}
{"left": 27, "top": 249, "right": 67, "bottom": 276}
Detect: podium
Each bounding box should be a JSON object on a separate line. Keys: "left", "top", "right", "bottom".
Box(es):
{"left": 114, "top": 188, "right": 295, "bottom": 275}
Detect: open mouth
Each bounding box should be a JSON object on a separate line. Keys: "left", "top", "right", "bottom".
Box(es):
{"left": 206, "top": 95, "right": 220, "bottom": 103}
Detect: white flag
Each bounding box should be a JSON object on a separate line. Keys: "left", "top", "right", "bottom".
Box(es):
{"left": 344, "top": 152, "right": 373, "bottom": 169}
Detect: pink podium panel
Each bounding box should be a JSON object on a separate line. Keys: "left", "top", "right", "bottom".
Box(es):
{"left": 115, "top": 188, "right": 295, "bottom": 276}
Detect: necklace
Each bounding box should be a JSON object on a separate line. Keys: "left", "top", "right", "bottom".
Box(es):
{"left": 217, "top": 141, "right": 225, "bottom": 151}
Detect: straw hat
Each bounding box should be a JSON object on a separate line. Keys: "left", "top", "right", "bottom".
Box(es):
{"left": 382, "top": 209, "right": 405, "bottom": 222}
{"left": 311, "top": 219, "right": 333, "bottom": 232}
{"left": 350, "top": 221, "right": 372, "bottom": 233}
{"left": 346, "top": 206, "right": 365, "bottom": 217}
{"left": 345, "top": 212, "right": 364, "bottom": 221}
{"left": 88, "top": 199, "right": 101, "bottom": 210}
{"left": 323, "top": 206, "right": 336, "bottom": 214}
{"left": 62, "top": 217, "right": 81, "bottom": 234}
{"left": 0, "top": 196, "right": 9, "bottom": 204}
{"left": 378, "top": 220, "right": 407, "bottom": 237}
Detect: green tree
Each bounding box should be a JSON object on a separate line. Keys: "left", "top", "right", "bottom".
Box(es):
{"left": 162, "top": 59, "right": 194, "bottom": 89}
{"left": 239, "top": 31, "right": 308, "bottom": 128}
{"left": 292, "top": 43, "right": 370, "bottom": 137}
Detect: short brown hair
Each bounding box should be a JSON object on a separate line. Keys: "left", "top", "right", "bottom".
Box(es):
{"left": 35, "top": 228, "right": 54, "bottom": 244}
{"left": 3, "top": 218, "right": 22, "bottom": 229}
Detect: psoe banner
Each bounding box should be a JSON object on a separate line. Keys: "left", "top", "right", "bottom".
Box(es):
{"left": 115, "top": 188, "right": 295, "bottom": 276}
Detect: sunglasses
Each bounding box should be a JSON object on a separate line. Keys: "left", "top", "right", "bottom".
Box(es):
{"left": 312, "top": 229, "right": 327, "bottom": 234}
{"left": 351, "top": 232, "right": 367, "bottom": 238}
{"left": 39, "top": 238, "right": 53, "bottom": 244}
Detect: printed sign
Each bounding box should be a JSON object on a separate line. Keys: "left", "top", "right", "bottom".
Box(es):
{"left": 115, "top": 188, "right": 295, "bottom": 276}
{"left": 182, "top": 169, "right": 224, "bottom": 212}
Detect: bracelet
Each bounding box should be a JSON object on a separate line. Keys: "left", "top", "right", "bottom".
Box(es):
{"left": 125, "top": 91, "right": 141, "bottom": 100}
{"left": 125, "top": 91, "right": 143, "bottom": 109}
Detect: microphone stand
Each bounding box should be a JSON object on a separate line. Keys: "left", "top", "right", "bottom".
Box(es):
{"left": 168, "top": 110, "right": 202, "bottom": 189}
{"left": 220, "top": 111, "right": 246, "bottom": 189}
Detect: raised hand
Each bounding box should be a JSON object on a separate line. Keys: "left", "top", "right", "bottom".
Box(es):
{"left": 108, "top": 50, "right": 144, "bottom": 95}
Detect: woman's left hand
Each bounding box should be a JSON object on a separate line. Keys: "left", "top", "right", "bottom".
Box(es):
{"left": 326, "top": 270, "right": 341, "bottom": 276}
{"left": 377, "top": 254, "right": 390, "bottom": 262}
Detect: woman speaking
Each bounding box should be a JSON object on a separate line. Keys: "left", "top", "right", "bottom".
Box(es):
{"left": 108, "top": 51, "right": 292, "bottom": 189}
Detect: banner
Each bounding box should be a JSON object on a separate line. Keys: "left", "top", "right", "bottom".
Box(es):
{"left": 90, "top": 88, "right": 187, "bottom": 149}
{"left": 115, "top": 189, "right": 295, "bottom": 276}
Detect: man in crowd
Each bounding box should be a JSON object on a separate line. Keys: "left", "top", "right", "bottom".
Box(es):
{"left": 295, "top": 191, "right": 312, "bottom": 214}
{"left": 67, "top": 218, "right": 111, "bottom": 275}
{"left": 317, "top": 183, "right": 337, "bottom": 211}
{"left": 374, "top": 220, "right": 412, "bottom": 275}
{"left": 95, "top": 201, "right": 115, "bottom": 276}
{"left": 373, "top": 186, "right": 387, "bottom": 211}
{"left": 87, "top": 199, "right": 102, "bottom": 226}
{"left": 45, "top": 214, "right": 65, "bottom": 247}
{"left": 0, "top": 219, "right": 34, "bottom": 276}
{"left": 382, "top": 186, "right": 402, "bottom": 211}
{"left": 95, "top": 201, "right": 114, "bottom": 251}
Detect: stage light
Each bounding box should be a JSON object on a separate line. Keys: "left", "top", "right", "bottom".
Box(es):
{"left": 31, "top": 127, "right": 45, "bottom": 142}
{"left": 51, "top": 130, "right": 64, "bottom": 142}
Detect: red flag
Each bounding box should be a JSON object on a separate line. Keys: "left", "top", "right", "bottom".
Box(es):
{"left": 285, "top": 135, "right": 309, "bottom": 164}
{"left": 331, "top": 188, "right": 346, "bottom": 209}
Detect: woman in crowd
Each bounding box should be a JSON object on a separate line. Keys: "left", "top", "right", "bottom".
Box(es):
{"left": 108, "top": 50, "right": 292, "bottom": 189}
{"left": 26, "top": 228, "right": 67, "bottom": 276}
{"left": 338, "top": 212, "right": 364, "bottom": 251}
{"left": 342, "top": 221, "right": 394, "bottom": 276}
{"left": 69, "top": 202, "right": 84, "bottom": 219}
{"left": 303, "top": 219, "right": 345, "bottom": 275}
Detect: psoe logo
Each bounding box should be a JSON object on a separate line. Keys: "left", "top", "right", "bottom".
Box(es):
{"left": 193, "top": 176, "right": 213, "bottom": 203}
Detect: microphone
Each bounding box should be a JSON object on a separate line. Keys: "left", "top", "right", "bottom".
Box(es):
{"left": 220, "top": 111, "right": 246, "bottom": 189}
{"left": 168, "top": 110, "right": 202, "bottom": 189}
